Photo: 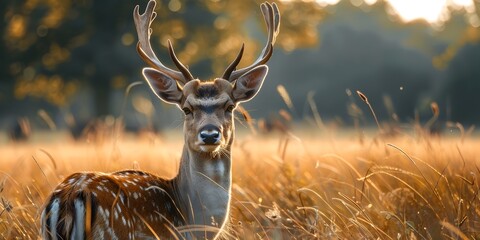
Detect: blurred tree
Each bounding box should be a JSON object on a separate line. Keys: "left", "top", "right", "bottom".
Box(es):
{"left": 441, "top": 41, "right": 480, "bottom": 124}
{"left": 2, "top": 0, "right": 479, "bottom": 124}
{"left": 3, "top": 0, "right": 81, "bottom": 115}
{"left": 1, "top": 0, "right": 327, "bottom": 118}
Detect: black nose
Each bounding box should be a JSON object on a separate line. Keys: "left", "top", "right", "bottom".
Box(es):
{"left": 199, "top": 125, "right": 220, "bottom": 145}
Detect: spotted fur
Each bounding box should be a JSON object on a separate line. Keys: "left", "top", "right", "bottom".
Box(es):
{"left": 41, "top": 171, "right": 184, "bottom": 239}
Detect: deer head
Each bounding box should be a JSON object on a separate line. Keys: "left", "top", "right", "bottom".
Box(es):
{"left": 134, "top": 0, "right": 280, "bottom": 155}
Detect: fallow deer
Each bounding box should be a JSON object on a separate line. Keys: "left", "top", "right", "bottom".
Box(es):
{"left": 40, "top": 0, "right": 279, "bottom": 239}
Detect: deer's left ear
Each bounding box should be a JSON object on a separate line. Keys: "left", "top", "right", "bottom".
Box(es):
{"left": 232, "top": 65, "right": 268, "bottom": 103}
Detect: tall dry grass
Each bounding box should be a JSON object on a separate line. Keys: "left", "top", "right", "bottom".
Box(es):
{"left": 0, "top": 130, "right": 479, "bottom": 239}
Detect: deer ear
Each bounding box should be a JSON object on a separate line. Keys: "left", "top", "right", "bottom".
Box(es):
{"left": 142, "top": 68, "right": 183, "bottom": 105}
{"left": 232, "top": 65, "right": 268, "bottom": 103}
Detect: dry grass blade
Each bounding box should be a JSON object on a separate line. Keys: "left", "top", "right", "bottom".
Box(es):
{"left": 277, "top": 85, "right": 295, "bottom": 113}
{"left": 332, "top": 198, "right": 371, "bottom": 238}
{"left": 37, "top": 149, "right": 58, "bottom": 170}
{"left": 425, "top": 101, "right": 439, "bottom": 130}
{"left": 278, "top": 109, "right": 292, "bottom": 122}
{"left": 430, "top": 102, "right": 439, "bottom": 116}
{"left": 297, "top": 187, "right": 349, "bottom": 228}
{"left": 176, "top": 225, "right": 224, "bottom": 237}
{"left": 307, "top": 91, "right": 325, "bottom": 129}
{"left": 117, "top": 81, "right": 144, "bottom": 136}
{"left": 356, "top": 90, "right": 382, "bottom": 134}
{"left": 440, "top": 221, "right": 469, "bottom": 240}
{"left": 386, "top": 143, "right": 443, "bottom": 204}
{"left": 133, "top": 210, "right": 163, "bottom": 240}
{"left": 373, "top": 171, "right": 437, "bottom": 216}
{"left": 235, "top": 105, "right": 257, "bottom": 135}
{"left": 31, "top": 156, "right": 53, "bottom": 190}
{"left": 387, "top": 144, "right": 426, "bottom": 180}
{"left": 38, "top": 109, "right": 56, "bottom": 130}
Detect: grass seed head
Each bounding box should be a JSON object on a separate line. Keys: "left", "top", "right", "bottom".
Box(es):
{"left": 277, "top": 85, "right": 294, "bottom": 111}
{"left": 356, "top": 90, "right": 368, "bottom": 103}
{"left": 265, "top": 202, "right": 281, "bottom": 221}
{"left": 430, "top": 102, "right": 439, "bottom": 116}
{"left": 279, "top": 109, "right": 292, "bottom": 122}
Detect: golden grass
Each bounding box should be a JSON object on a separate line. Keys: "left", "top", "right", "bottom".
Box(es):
{"left": 0, "top": 131, "right": 479, "bottom": 239}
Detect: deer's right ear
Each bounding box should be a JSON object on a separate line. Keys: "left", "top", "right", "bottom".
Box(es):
{"left": 143, "top": 68, "right": 183, "bottom": 105}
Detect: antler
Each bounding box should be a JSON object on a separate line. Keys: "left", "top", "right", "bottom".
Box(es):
{"left": 222, "top": 2, "right": 280, "bottom": 82}
{"left": 133, "top": 0, "right": 194, "bottom": 85}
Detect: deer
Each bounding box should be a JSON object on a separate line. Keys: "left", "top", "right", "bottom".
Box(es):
{"left": 40, "top": 0, "right": 279, "bottom": 239}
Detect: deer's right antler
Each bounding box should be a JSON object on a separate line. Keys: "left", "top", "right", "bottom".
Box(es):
{"left": 134, "top": 0, "right": 194, "bottom": 85}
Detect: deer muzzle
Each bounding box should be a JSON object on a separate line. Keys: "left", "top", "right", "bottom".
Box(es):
{"left": 198, "top": 124, "right": 221, "bottom": 145}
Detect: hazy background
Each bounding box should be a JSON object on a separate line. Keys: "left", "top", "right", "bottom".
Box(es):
{"left": 1, "top": 0, "right": 479, "bottom": 135}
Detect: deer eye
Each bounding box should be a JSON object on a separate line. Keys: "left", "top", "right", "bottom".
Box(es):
{"left": 226, "top": 105, "right": 235, "bottom": 113}
{"left": 182, "top": 108, "right": 192, "bottom": 115}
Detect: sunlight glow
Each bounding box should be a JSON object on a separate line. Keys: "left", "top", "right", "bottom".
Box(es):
{"left": 387, "top": 0, "right": 475, "bottom": 24}
{"left": 283, "top": 0, "right": 477, "bottom": 26}
{"left": 364, "top": 0, "right": 377, "bottom": 5}
{"left": 316, "top": 0, "right": 341, "bottom": 6}
{"left": 388, "top": 0, "right": 447, "bottom": 23}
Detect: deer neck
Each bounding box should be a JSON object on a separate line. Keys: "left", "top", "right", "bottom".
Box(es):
{"left": 173, "top": 134, "right": 233, "bottom": 235}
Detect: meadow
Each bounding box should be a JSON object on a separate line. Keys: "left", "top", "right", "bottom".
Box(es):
{"left": 0, "top": 126, "right": 479, "bottom": 239}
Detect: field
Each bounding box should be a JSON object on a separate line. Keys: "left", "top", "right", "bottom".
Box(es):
{"left": 0, "top": 128, "right": 479, "bottom": 239}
